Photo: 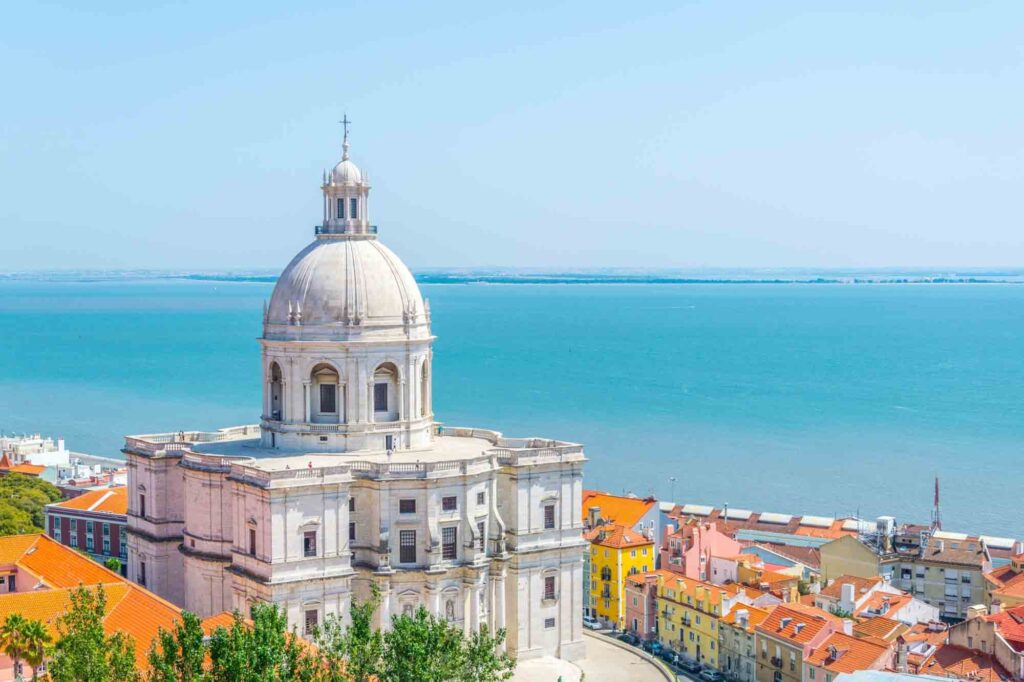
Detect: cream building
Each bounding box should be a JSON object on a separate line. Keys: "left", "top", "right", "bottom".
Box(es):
{"left": 123, "top": 128, "right": 587, "bottom": 662}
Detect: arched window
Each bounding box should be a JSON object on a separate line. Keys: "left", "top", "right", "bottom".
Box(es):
{"left": 269, "top": 362, "right": 283, "bottom": 420}
{"left": 420, "top": 359, "right": 429, "bottom": 418}
{"left": 311, "top": 363, "right": 342, "bottom": 423}
{"left": 373, "top": 362, "right": 399, "bottom": 422}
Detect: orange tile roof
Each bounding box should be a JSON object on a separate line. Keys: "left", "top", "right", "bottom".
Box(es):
{"left": 0, "top": 583, "right": 182, "bottom": 670}
{"left": 855, "top": 591, "right": 912, "bottom": 619}
{"left": 758, "top": 569, "right": 797, "bottom": 585}
{"left": 17, "top": 534, "right": 123, "bottom": 588}
{"left": 852, "top": 616, "right": 906, "bottom": 642}
{"left": 582, "top": 490, "right": 655, "bottom": 527}
{"left": 721, "top": 604, "right": 771, "bottom": 632}
{"left": 585, "top": 523, "right": 654, "bottom": 549}
{"left": 924, "top": 644, "right": 1009, "bottom": 682}
{"left": 819, "top": 575, "right": 881, "bottom": 600}
{"left": 983, "top": 604, "right": 1024, "bottom": 650}
{"left": 50, "top": 487, "right": 128, "bottom": 515}
{"left": 756, "top": 604, "right": 841, "bottom": 645}
{"left": 805, "top": 632, "right": 890, "bottom": 673}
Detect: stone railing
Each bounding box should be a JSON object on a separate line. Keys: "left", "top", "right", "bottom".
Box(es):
{"left": 348, "top": 455, "right": 496, "bottom": 480}
{"left": 124, "top": 425, "right": 261, "bottom": 456}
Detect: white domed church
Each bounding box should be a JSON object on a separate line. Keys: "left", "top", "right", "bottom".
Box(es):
{"left": 123, "top": 128, "right": 587, "bottom": 662}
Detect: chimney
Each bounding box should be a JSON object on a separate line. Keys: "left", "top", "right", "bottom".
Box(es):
{"left": 936, "top": 539, "right": 945, "bottom": 553}
{"left": 737, "top": 609, "right": 749, "bottom": 629}
{"left": 841, "top": 583, "right": 856, "bottom": 611}
{"left": 843, "top": 619, "right": 853, "bottom": 636}
{"left": 895, "top": 638, "right": 909, "bottom": 673}
{"left": 991, "top": 602, "right": 1002, "bottom": 615}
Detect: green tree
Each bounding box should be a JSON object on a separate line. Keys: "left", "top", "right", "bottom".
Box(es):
{"left": 47, "top": 584, "right": 139, "bottom": 682}
{"left": 207, "top": 603, "right": 299, "bottom": 682}
{"left": 104, "top": 557, "right": 122, "bottom": 573}
{"left": 382, "top": 607, "right": 465, "bottom": 682}
{"left": 0, "top": 613, "right": 29, "bottom": 681}
{"left": 0, "top": 473, "right": 61, "bottom": 533}
{"left": 147, "top": 611, "right": 205, "bottom": 682}
{"left": 460, "top": 625, "right": 515, "bottom": 682}
{"left": 20, "top": 618, "right": 52, "bottom": 682}
{"left": 319, "top": 586, "right": 383, "bottom": 682}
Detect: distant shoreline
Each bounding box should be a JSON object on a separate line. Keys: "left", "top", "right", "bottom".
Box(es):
{"left": 2, "top": 270, "right": 1023, "bottom": 285}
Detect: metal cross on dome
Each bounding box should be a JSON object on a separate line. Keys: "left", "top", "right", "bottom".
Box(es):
{"left": 340, "top": 114, "right": 351, "bottom": 140}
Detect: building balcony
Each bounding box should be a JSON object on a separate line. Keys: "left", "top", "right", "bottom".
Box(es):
{"left": 770, "top": 657, "right": 783, "bottom": 668}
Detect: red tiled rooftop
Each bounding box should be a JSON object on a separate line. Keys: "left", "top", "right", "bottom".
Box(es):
{"left": 582, "top": 490, "right": 655, "bottom": 527}
{"left": 50, "top": 486, "right": 128, "bottom": 515}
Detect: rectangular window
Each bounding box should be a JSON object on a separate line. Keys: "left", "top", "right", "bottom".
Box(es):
{"left": 350, "top": 197, "right": 358, "bottom": 220}
{"left": 139, "top": 561, "right": 147, "bottom": 586}
{"left": 544, "top": 617, "right": 556, "bottom": 629}
{"left": 249, "top": 529, "right": 257, "bottom": 556}
{"left": 349, "top": 497, "right": 355, "bottom": 512}
{"left": 544, "top": 504, "right": 556, "bottom": 529}
{"left": 304, "top": 609, "right": 318, "bottom": 635}
{"left": 399, "top": 530, "right": 416, "bottom": 563}
{"left": 102, "top": 523, "right": 110, "bottom": 537}
{"left": 86, "top": 536, "right": 94, "bottom": 552}
{"left": 373, "top": 382, "right": 388, "bottom": 411}
{"left": 139, "top": 494, "right": 146, "bottom": 518}
{"left": 477, "top": 521, "right": 486, "bottom": 552}
{"left": 544, "top": 575, "right": 556, "bottom": 600}
{"left": 477, "top": 491, "right": 486, "bottom": 505}
{"left": 70, "top": 532, "right": 78, "bottom": 548}
{"left": 442, "top": 496, "right": 457, "bottom": 512}
{"left": 304, "top": 531, "right": 317, "bottom": 557}
{"left": 54, "top": 521, "right": 62, "bottom": 542}
{"left": 399, "top": 499, "right": 416, "bottom": 514}
{"left": 103, "top": 538, "right": 110, "bottom": 554}
{"left": 319, "top": 383, "right": 337, "bottom": 413}
{"left": 442, "top": 526, "right": 457, "bottom": 560}
{"left": 810, "top": 668, "right": 815, "bottom": 680}
{"left": 336, "top": 197, "right": 345, "bottom": 220}
{"left": 349, "top": 522, "right": 356, "bottom": 542}
{"left": 87, "top": 521, "right": 94, "bottom": 535}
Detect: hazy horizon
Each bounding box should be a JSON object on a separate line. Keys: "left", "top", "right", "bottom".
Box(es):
{"left": 3, "top": 2, "right": 1023, "bottom": 270}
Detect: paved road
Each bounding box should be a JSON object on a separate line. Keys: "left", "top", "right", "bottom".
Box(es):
{"left": 510, "top": 632, "right": 668, "bottom": 682}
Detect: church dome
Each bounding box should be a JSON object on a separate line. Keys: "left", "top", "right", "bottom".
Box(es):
{"left": 266, "top": 238, "right": 426, "bottom": 336}
{"left": 331, "top": 158, "right": 363, "bottom": 186}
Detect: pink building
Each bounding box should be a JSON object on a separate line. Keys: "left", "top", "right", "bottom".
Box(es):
{"left": 625, "top": 571, "right": 660, "bottom": 641}
{"left": 660, "top": 519, "right": 742, "bottom": 580}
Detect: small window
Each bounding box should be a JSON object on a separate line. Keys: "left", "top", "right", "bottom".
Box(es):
{"left": 303, "top": 531, "right": 317, "bottom": 557}
{"left": 544, "top": 617, "right": 556, "bottom": 629}
{"left": 399, "top": 499, "right": 416, "bottom": 514}
{"left": 442, "top": 526, "right": 457, "bottom": 560}
{"left": 809, "top": 669, "right": 815, "bottom": 680}
{"left": 477, "top": 491, "right": 486, "bottom": 505}
{"left": 102, "top": 523, "right": 110, "bottom": 537}
{"left": 319, "top": 384, "right": 337, "bottom": 413}
{"left": 349, "top": 497, "right": 355, "bottom": 512}
{"left": 477, "top": 520, "right": 486, "bottom": 552}
{"left": 544, "top": 504, "right": 555, "bottom": 529}
{"left": 544, "top": 575, "right": 556, "bottom": 600}
{"left": 87, "top": 521, "right": 94, "bottom": 535}
{"left": 442, "top": 496, "right": 457, "bottom": 512}
{"left": 336, "top": 197, "right": 345, "bottom": 220}
{"left": 349, "top": 522, "right": 356, "bottom": 542}
{"left": 304, "top": 609, "right": 318, "bottom": 635}
{"left": 139, "top": 561, "right": 147, "bottom": 586}
{"left": 102, "top": 538, "right": 110, "bottom": 554}
{"left": 139, "top": 494, "right": 146, "bottom": 518}
{"left": 350, "top": 197, "right": 358, "bottom": 220}
{"left": 86, "top": 536, "right": 94, "bottom": 551}
{"left": 399, "top": 530, "right": 416, "bottom": 564}
{"left": 249, "top": 529, "right": 256, "bottom": 556}
{"left": 373, "top": 382, "right": 388, "bottom": 412}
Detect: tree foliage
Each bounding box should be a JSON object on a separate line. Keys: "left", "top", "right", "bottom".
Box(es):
{"left": 0, "top": 473, "right": 61, "bottom": 534}
{"left": 47, "top": 584, "right": 139, "bottom": 682}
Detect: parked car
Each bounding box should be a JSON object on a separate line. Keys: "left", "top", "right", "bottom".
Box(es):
{"left": 699, "top": 669, "right": 725, "bottom": 682}
{"left": 583, "top": 615, "right": 601, "bottom": 630}
{"left": 643, "top": 639, "right": 663, "bottom": 654}
{"left": 618, "top": 632, "right": 640, "bottom": 646}
{"left": 659, "top": 649, "right": 680, "bottom": 666}
{"left": 678, "top": 657, "right": 702, "bottom": 673}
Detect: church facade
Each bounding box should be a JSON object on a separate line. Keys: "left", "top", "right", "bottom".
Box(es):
{"left": 123, "top": 129, "right": 587, "bottom": 662}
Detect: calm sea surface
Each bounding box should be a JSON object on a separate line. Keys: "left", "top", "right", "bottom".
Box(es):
{"left": 0, "top": 280, "right": 1021, "bottom": 536}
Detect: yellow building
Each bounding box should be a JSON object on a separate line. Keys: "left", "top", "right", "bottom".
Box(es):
{"left": 586, "top": 524, "right": 654, "bottom": 627}
{"left": 656, "top": 571, "right": 752, "bottom": 669}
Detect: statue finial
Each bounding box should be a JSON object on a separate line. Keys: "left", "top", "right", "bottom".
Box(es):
{"left": 340, "top": 113, "right": 351, "bottom": 160}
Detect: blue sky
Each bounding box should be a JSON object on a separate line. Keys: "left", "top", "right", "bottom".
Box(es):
{"left": 2, "top": 1, "right": 1022, "bottom": 270}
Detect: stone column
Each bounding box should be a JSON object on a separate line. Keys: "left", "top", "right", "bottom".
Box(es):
{"left": 377, "top": 578, "right": 391, "bottom": 631}
{"left": 463, "top": 584, "right": 472, "bottom": 636}
{"left": 367, "top": 381, "right": 375, "bottom": 423}
{"left": 281, "top": 381, "right": 288, "bottom": 421}
{"left": 303, "top": 381, "right": 311, "bottom": 423}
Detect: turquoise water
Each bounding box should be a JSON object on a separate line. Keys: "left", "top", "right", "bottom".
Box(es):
{"left": 0, "top": 280, "right": 1022, "bottom": 537}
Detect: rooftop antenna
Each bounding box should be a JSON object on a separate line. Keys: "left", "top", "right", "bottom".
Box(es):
{"left": 932, "top": 476, "right": 942, "bottom": 531}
